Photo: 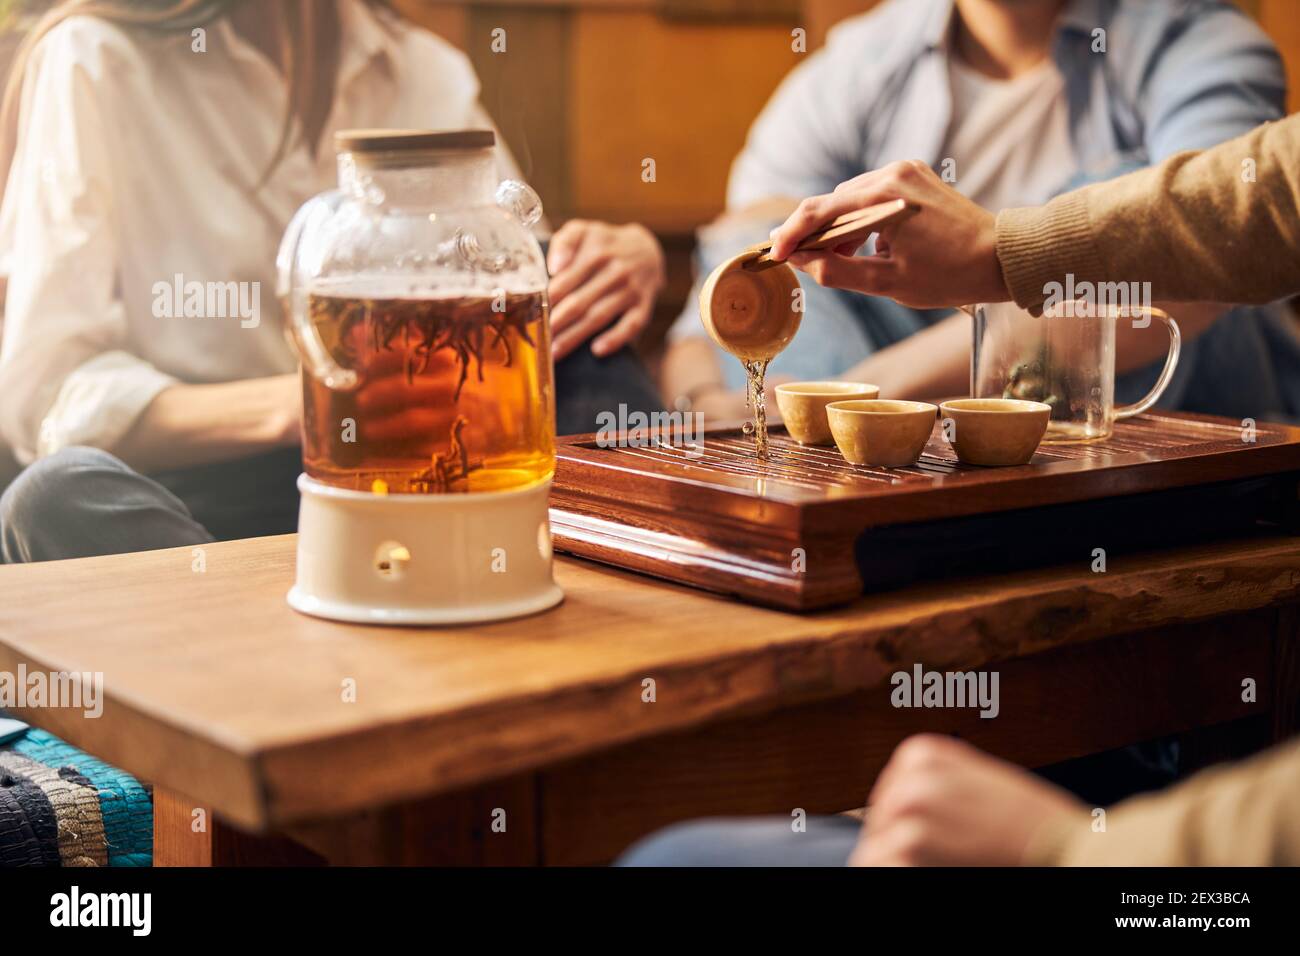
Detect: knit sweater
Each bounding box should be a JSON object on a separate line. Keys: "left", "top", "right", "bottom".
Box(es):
{"left": 997, "top": 113, "right": 1300, "bottom": 311}
{"left": 998, "top": 113, "right": 1300, "bottom": 864}
{"left": 1026, "top": 737, "right": 1300, "bottom": 866}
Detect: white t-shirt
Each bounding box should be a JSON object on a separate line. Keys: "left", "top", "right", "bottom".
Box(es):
{"left": 941, "top": 56, "right": 1076, "bottom": 213}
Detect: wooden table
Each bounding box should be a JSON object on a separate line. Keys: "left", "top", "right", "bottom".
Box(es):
{"left": 2, "top": 532, "right": 1298, "bottom": 865}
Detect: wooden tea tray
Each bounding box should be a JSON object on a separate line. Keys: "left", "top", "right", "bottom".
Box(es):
{"left": 549, "top": 411, "right": 1300, "bottom": 610}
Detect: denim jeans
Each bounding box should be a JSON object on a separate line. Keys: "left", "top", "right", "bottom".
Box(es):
{"left": 615, "top": 740, "right": 1181, "bottom": 866}
{"left": 617, "top": 815, "right": 862, "bottom": 867}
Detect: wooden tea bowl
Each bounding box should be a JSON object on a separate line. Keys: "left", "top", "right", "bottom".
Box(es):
{"left": 698, "top": 252, "right": 802, "bottom": 363}
{"left": 940, "top": 398, "right": 1051, "bottom": 466}
{"left": 698, "top": 200, "right": 920, "bottom": 365}
{"left": 776, "top": 382, "right": 880, "bottom": 445}
{"left": 827, "top": 399, "right": 938, "bottom": 467}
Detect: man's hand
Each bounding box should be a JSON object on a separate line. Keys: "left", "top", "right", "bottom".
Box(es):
{"left": 547, "top": 220, "right": 666, "bottom": 360}
{"left": 851, "top": 734, "right": 1085, "bottom": 866}
{"left": 768, "top": 161, "right": 1010, "bottom": 309}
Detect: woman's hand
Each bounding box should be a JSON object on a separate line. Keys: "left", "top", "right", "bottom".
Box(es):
{"left": 112, "top": 373, "right": 302, "bottom": 473}
{"left": 547, "top": 220, "right": 666, "bottom": 360}
{"left": 768, "top": 161, "right": 1010, "bottom": 309}
{"left": 850, "top": 734, "right": 1085, "bottom": 866}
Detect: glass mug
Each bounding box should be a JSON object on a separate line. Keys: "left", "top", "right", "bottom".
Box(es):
{"left": 967, "top": 300, "right": 1180, "bottom": 442}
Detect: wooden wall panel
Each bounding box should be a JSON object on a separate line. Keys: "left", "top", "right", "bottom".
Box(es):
{"left": 396, "top": 3, "right": 570, "bottom": 217}
{"left": 466, "top": 6, "right": 572, "bottom": 221}
{"left": 568, "top": 10, "right": 800, "bottom": 230}
{"left": 662, "top": 0, "right": 798, "bottom": 18}
{"left": 392, "top": 0, "right": 469, "bottom": 50}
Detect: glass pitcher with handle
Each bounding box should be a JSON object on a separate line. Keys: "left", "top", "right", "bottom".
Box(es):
{"left": 968, "top": 299, "right": 1180, "bottom": 442}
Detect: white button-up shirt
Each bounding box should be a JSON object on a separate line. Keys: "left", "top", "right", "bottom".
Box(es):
{"left": 0, "top": 1, "right": 516, "bottom": 463}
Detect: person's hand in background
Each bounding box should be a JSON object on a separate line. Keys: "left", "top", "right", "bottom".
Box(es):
{"left": 112, "top": 373, "right": 301, "bottom": 473}
{"left": 768, "top": 161, "right": 1009, "bottom": 310}
{"left": 850, "top": 734, "right": 1084, "bottom": 866}
{"left": 547, "top": 220, "right": 666, "bottom": 360}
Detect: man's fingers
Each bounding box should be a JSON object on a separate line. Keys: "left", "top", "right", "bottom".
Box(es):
{"left": 853, "top": 818, "right": 932, "bottom": 867}
{"left": 551, "top": 287, "right": 637, "bottom": 360}
{"left": 551, "top": 260, "right": 626, "bottom": 330}
{"left": 770, "top": 160, "right": 934, "bottom": 261}
{"left": 546, "top": 220, "right": 589, "bottom": 277}
{"left": 865, "top": 754, "right": 906, "bottom": 811}
{"left": 787, "top": 251, "right": 897, "bottom": 295}
{"left": 768, "top": 193, "right": 842, "bottom": 261}
{"left": 548, "top": 248, "right": 612, "bottom": 308}
{"left": 768, "top": 188, "right": 884, "bottom": 260}
{"left": 865, "top": 732, "right": 959, "bottom": 811}
{"left": 591, "top": 298, "right": 652, "bottom": 357}
{"left": 877, "top": 212, "right": 922, "bottom": 252}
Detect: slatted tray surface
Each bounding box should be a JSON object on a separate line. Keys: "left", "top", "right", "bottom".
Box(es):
{"left": 550, "top": 412, "right": 1300, "bottom": 609}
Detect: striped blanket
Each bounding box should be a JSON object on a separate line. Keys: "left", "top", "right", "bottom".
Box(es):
{"left": 0, "top": 725, "right": 152, "bottom": 867}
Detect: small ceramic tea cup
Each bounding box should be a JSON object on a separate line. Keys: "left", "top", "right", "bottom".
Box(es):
{"left": 826, "top": 399, "right": 938, "bottom": 467}
{"left": 939, "top": 398, "right": 1051, "bottom": 466}
{"left": 775, "top": 382, "right": 881, "bottom": 445}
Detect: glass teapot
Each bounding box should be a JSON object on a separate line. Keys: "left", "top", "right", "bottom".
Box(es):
{"left": 277, "top": 129, "right": 555, "bottom": 495}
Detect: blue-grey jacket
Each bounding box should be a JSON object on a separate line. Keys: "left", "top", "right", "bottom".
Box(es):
{"left": 681, "top": 0, "right": 1298, "bottom": 418}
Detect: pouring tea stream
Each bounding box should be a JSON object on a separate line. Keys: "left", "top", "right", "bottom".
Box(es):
{"left": 698, "top": 199, "right": 918, "bottom": 458}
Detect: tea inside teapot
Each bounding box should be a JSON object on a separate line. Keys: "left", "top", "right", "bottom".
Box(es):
{"left": 301, "top": 282, "right": 554, "bottom": 494}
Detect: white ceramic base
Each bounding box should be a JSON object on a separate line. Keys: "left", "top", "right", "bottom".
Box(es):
{"left": 289, "top": 474, "right": 563, "bottom": 625}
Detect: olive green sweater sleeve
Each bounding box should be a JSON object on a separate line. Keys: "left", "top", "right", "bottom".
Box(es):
{"left": 1025, "top": 738, "right": 1300, "bottom": 866}
{"left": 996, "top": 114, "right": 1300, "bottom": 311}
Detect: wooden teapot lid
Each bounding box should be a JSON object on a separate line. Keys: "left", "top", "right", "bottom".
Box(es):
{"left": 335, "top": 129, "right": 496, "bottom": 155}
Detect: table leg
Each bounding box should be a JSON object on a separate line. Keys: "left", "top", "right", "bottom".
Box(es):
{"left": 154, "top": 775, "right": 541, "bottom": 866}
{"left": 154, "top": 788, "right": 324, "bottom": 866}
{"left": 284, "top": 773, "right": 540, "bottom": 865}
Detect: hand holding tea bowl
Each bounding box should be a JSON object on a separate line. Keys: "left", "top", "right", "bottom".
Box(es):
{"left": 940, "top": 398, "right": 1051, "bottom": 466}
{"left": 826, "top": 399, "right": 938, "bottom": 467}
{"left": 775, "top": 381, "right": 880, "bottom": 445}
